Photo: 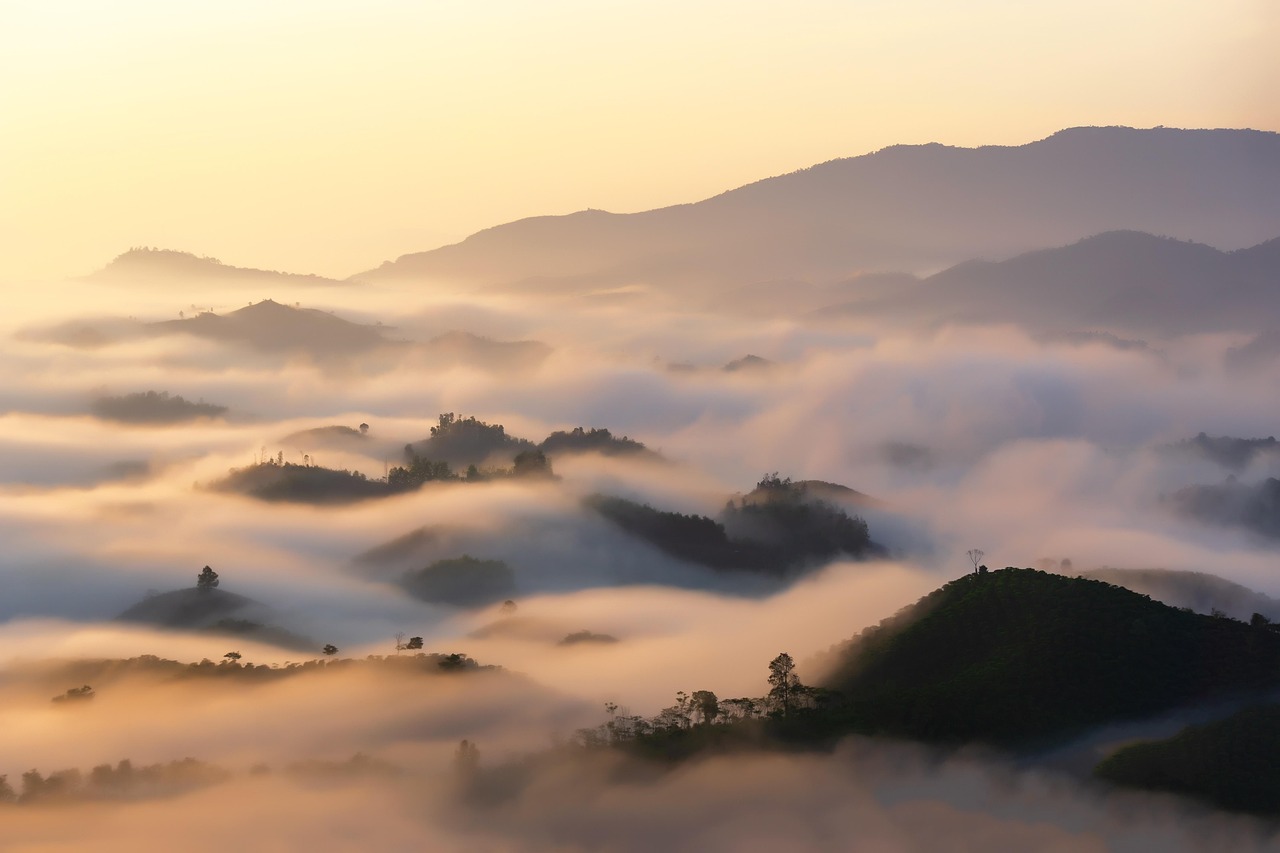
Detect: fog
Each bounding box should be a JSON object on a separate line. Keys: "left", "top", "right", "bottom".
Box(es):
{"left": 6, "top": 218, "right": 1280, "bottom": 847}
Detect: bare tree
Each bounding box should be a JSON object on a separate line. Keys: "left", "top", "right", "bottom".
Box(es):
{"left": 966, "top": 549, "right": 985, "bottom": 575}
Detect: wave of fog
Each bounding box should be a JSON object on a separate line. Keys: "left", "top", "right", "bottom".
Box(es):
{"left": 7, "top": 273, "right": 1280, "bottom": 845}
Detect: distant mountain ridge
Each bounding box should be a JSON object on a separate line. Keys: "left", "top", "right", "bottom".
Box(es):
{"left": 358, "top": 127, "right": 1280, "bottom": 291}
{"left": 93, "top": 248, "right": 344, "bottom": 287}
{"left": 823, "top": 230, "right": 1280, "bottom": 334}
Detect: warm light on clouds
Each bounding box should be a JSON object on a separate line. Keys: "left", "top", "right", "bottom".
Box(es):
{"left": 1, "top": 0, "right": 1274, "bottom": 282}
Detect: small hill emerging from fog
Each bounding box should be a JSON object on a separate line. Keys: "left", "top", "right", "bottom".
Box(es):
{"left": 816, "top": 569, "right": 1280, "bottom": 745}
{"left": 1095, "top": 704, "right": 1280, "bottom": 816}
{"left": 401, "top": 555, "right": 516, "bottom": 608}
{"left": 117, "top": 588, "right": 315, "bottom": 651}
{"left": 149, "top": 299, "right": 390, "bottom": 356}
{"left": 359, "top": 127, "right": 1280, "bottom": 291}
{"left": 538, "top": 427, "right": 657, "bottom": 460}
{"left": 1081, "top": 567, "right": 1280, "bottom": 623}
{"left": 91, "top": 390, "right": 227, "bottom": 424}
{"left": 587, "top": 476, "right": 878, "bottom": 576}
{"left": 406, "top": 413, "right": 536, "bottom": 469}
{"left": 93, "top": 248, "right": 343, "bottom": 287}
{"left": 213, "top": 461, "right": 394, "bottom": 504}
{"left": 119, "top": 588, "right": 256, "bottom": 627}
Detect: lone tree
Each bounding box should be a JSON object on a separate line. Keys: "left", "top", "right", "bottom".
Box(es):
{"left": 405, "top": 636, "right": 424, "bottom": 651}
{"left": 966, "top": 549, "right": 985, "bottom": 576}
{"left": 196, "top": 565, "right": 219, "bottom": 592}
{"left": 223, "top": 651, "right": 242, "bottom": 663}
{"left": 767, "top": 653, "right": 802, "bottom": 718}
{"left": 322, "top": 644, "right": 339, "bottom": 656}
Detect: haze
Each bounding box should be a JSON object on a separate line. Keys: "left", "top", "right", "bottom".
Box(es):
{"left": 5, "top": 3, "right": 1280, "bottom": 851}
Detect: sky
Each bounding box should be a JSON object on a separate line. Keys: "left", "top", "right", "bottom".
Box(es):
{"left": 2, "top": 0, "right": 1277, "bottom": 283}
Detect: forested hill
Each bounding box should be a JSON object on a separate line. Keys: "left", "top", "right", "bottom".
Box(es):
{"left": 816, "top": 568, "right": 1280, "bottom": 746}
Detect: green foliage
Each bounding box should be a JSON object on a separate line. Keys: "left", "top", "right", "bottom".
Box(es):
{"left": 401, "top": 555, "right": 516, "bottom": 607}
{"left": 1095, "top": 704, "right": 1280, "bottom": 815}
{"left": 818, "top": 568, "right": 1280, "bottom": 745}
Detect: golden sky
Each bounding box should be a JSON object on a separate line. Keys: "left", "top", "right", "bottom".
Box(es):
{"left": 2, "top": 0, "right": 1275, "bottom": 282}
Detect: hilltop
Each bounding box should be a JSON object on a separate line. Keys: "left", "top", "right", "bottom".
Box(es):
{"left": 813, "top": 569, "right": 1280, "bottom": 746}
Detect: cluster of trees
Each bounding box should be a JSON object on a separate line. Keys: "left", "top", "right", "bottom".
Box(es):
{"left": 408, "top": 413, "right": 536, "bottom": 469}
{"left": 573, "top": 653, "right": 833, "bottom": 752}
{"left": 215, "top": 460, "right": 389, "bottom": 504}
{"left": 539, "top": 427, "right": 650, "bottom": 458}
{"left": 1, "top": 758, "right": 228, "bottom": 805}
{"left": 388, "top": 448, "right": 553, "bottom": 490}
{"left": 586, "top": 474, "right": 876, "bottom": 576}
{"left": 91, "top": 390, "right": 227, "bottom": 424}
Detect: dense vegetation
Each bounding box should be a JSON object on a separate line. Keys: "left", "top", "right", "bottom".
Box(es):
{"left": 539, "top": 427, "right": 652, "bottom": 458}
{"left": 91, "top": 390, "right": 227, "bottom": 424}
{"left": 1095, "top": 704, "right": 1280, "bottom": 816}
{"left": 214, "top": 461, "right": 393, "bottom": 504}
{"left": 814, "top": 568, "right": 1280, "bottom": 745}
{"left": 586, "top": 475, "right": 876, "bottom": 575}
{"left": 406, "top": 413, "right": 535, "bottom": 469}
{"left": 401, "top": 555, "right": 516, "bottom": 607}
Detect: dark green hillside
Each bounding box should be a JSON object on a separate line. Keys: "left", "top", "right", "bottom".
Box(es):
{"left": 1095, "top": 704, "right": 1280, "bottom": 816}
{"left": 819, "top": 569, "right": 1280, "bottom": 745}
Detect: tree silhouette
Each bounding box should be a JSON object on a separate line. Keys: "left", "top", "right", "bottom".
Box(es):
{"left": 405, "top": 636, "right": 424, "bottom": 651}
{"left": 196, "top": 566, "right": 219, "bottom": 592}
{"left": 966, "top": 549, "right": 985, "bottom": 575}
{"left": 767, "top": 653, "right": 802, "bottom": 717}
{"left": 322, "top": 644, "right": 338, "bottom": 656}
{"left": 223, "top": 651, "right": 241, "bottom": 663}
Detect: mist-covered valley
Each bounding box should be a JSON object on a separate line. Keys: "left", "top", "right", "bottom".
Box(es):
{"left": 8, "top": 125, "right": 1280, "bottom": 850}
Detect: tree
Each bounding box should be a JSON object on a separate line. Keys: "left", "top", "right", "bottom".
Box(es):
{"left": 405, "top": 636, "right": 424, "bottom": 651}
{"left": 691, "top": 690, "right": 719, "bottom": 725}
{"left": 51, "top": 685, "right": 94, "bottom": 704}
{"left": 223, "top": 651, "right": 242, "bottom": 663}
{"left": 394, "top": 632, "right": 405, "bottom": 654}
{"left": 196, "top": 565, "right": 219, "bottom": 592}
{"left": 499, "top": 599, "right": 518, "bottom": 616}
{"left": 767, "top": 653, "right": 802, "bottom": 718}
{"left": 966, "top": 549, "right": 985, "bottom": 575}
{"left": 359, "top": 423, "right": 369, "bottom": 435}
{"left": 322, "top": 644, "right": 339, "bottom": 656}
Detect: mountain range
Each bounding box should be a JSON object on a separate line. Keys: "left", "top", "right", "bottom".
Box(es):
{"left": 358, "top": 126, "right": 1280, "bottom": 292}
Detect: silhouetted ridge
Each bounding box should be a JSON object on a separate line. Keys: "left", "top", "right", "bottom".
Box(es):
{"left": 817, "top": 568, "right": 1280, "bottom": 745}
{"left": 359, "top": 127, "right": 1280, "bottom": 290}
{"left": 94, "top": 248, "right": 342, "bottom": 285}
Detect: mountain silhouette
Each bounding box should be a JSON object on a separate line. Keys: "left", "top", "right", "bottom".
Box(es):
{"left": 149, "top": 299, "right": 391, "bottom": 355}
{"left": 821, "top": 230, "right": 1280, "bottom": 335}
{"left": 92, "top": 248, "right": 344, "bottom": 287}
{"left": 357, "top": 127, "right": 1280, "bottom": 292}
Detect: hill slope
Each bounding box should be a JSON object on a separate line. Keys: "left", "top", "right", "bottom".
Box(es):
{"left": 822, "top": 230, "right": 1280, "bottom": 335}
{"left": 816, "top": 569, "right": 1280, "bottom": 745}
{"left": 360, "top": 127, "right": 1280, "bottom": 291}
{"left": 92, "top": 248, "right": 343, "bottom": 287}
